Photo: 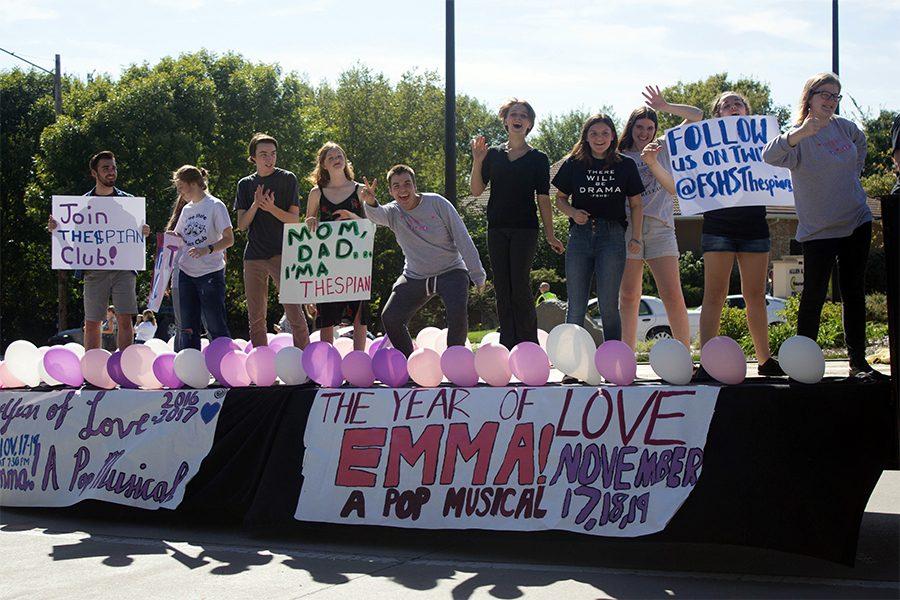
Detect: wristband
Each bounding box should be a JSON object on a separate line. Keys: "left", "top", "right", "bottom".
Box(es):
{"left": 207, "top": 244, "right": 215, "bottom": 254}
{"left": 630, "top": 238, "right": 643, "bottom": 245}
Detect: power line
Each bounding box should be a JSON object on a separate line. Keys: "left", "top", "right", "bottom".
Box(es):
{"left": 0, "top": 46, "right": 54, "bottom": 75}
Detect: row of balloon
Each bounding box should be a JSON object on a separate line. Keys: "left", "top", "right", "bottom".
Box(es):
{"left": 0, "top": 325, "right": 825, "bottom": 390}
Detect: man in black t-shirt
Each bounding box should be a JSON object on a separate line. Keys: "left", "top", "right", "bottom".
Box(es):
{"left": 234, "top": 133, "right": 310, "bottom": 350}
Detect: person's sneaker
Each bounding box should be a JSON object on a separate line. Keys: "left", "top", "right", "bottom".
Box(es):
{"left": 757, "top": 358, "right": 786, "bottom": 377}
{"left": 692, "top": 365, "right": 712, "bottom": 383}
{"left": 849, "top": 365, "right": 890, "bottom": 382}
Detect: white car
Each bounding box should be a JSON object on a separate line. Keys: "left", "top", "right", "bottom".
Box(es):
{"left": 587, "top": 295, "right": 700, "bottom": 342}
{"left": 687, "top": 295, "right": 788, "bottom": 326}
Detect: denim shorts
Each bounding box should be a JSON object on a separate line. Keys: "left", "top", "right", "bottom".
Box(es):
{"left": 701, "top": 233, "right": 771, "bottom": 254}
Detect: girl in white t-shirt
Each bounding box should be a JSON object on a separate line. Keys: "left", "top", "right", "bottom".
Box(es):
{"left": 134, "top": 310, "right": 157, "bottom": 342}
{"left": 168, "top": 165, "right": 235, "bottom": 351}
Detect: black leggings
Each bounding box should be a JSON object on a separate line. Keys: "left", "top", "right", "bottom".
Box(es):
{"left": 798, "top": 221, "right": 872, "bottom": 368}
{"left": 488, "top": 228, "right": 539, "bottom": 348}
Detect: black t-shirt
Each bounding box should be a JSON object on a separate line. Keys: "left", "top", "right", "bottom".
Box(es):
{"left": 892, "top": 115, "right": 900, "bottom": 195}
{"left": 481, "top": 147, "right": 551, "bottom": 229}
{"left": 551, "top": 154, "right": 644, "bottom": 226}
{"left": 234, "top": 168, "right": 300, "bottom": 259}
{"left": 702, "top": 206, "right": 769, "bottom": 239}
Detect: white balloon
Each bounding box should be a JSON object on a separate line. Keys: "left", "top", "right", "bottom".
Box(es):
{"left": 649, "top": 339, "right": 694, "bottom": 385}
{"left": 433, "top": 329, "right": 449, "bottom": 355}
{"left": 276, "top": 346, "right": 309, "bottom": 385}
{"left": 778, "top": 335, "right": 825, "bottom": 384}
{"left": 4, "top": 340, "right": 41, "bottom": 387}
{"left": 174, "top": 349, "right": 210, "bottom": 389}
{"left": 233, "top": 338, "right": 249, "bottom": 351}
{"left": 309, "top": 330, "right": 321, "bottom": 343}
{"left": 200, "top": 338, "right": 210, "bottom": 351}
{"left": 143, "top": 338, "right": 169, "bottom": 355}
{"left": 416, "top": 326, "right": 443, "bottom": 350}
{"left": 480, "top": 331, "right": 501, "bottom": 347}
{"left": 167, "top": 336, "right": 176, "bottom": 351}
{"left": 38, "top": 346, "right": 62, "bottom": 386}
{"left": 64, "top": 342, "right": 86, "bottom": 359}
{"left": 547, "top": 324, "right": 595, "bottom": 378}
{"left": 333, "top": 337, "right": 355, "bottom": 358}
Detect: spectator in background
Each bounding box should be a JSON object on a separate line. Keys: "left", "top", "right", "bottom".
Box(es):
{"left": 535, "top": 282, "right": 558, "bottom": 306}
{"left": 134, "top": 310, "right": 157, "bottom": 342}
{"left": 101, "top": 305, "right": 118, "bottom": 352}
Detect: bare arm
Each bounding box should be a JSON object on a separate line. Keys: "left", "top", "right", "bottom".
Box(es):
{"left": 537, "top": 194, "right": 564, "bottom": 253}
{"left": 643, "top": 85, "right": 703, "bottom": 125}
{"left": 469, "top": 136, "right": 488, "bottom": 197}
{"left": 626, "top": 195, "right": 643, "bottom": 256}
{"left": 641, "top": 142, "right": 676, "bottom": 195}
{"left": 305, "top": 188, "right": 321, "bottom": 230}
{"left": 555, "top": 191, "right": 590, "bottom": 225}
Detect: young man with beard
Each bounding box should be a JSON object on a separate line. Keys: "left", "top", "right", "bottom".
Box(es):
{"left": 361, "top": 164, "right": 485, "bottom": 357}
{"left": 234, "top": 133, "right": 310, "bottom": 349}
{"left": 47, "top": 151, "right": 150, "bottom": 350}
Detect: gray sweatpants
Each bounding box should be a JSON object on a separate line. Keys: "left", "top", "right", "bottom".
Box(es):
{"left": 381, "top": 269, "right": 470, "bottom": 357}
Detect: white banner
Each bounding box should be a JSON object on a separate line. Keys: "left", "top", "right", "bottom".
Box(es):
{"left": 296, "top": 385, "right": 719, "bottom": 537}
{"left": 0, "top": 388, "right": 224, "bottom": 509}
{"left": 146, "top": 232, "right": 184, "bottom": 312}
{"left": 278, "top": 219, "right": 375, "bottom": 305}
{"left": 51, "top": 195, "right": 147, "bottom": 270}
{"left": 664, "top": 116, "right": 794, "bottom": 215}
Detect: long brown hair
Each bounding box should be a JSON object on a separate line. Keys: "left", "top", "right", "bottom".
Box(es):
{"left": 620, "top": 107, "right": 658, "bottom": 151}
{"left": 308, "top": 142, "right": 355, "bottom": 189}
{"left": 569, "top": 114, "right": 621, "bottom": 165}
{"left": 795, "top": 72, "right": 841, "bottom": 126}
{"left": 166, "top": 165, "right": 209, "bottom": 230}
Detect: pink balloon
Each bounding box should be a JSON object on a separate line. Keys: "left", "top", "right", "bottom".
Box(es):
{"left": 107, "top": 351, "right": 138, "bottom": 388}
{"left": 440, "top": 346, "right": 478, "bottom": 387}
{"left": 701, "top": 336, "right": 746, "bottom": 385}
{"left": 268, "top": 333, "right": 294, "bottom": 354}
{"left": 302, "top": 341, "right": 344, "bottom": 387}
{"left": 509, "top": 342, "right": 550, "bottom": 387}
{"left": 372, "top": 348, "right": 408, "bottom": 387}
{"left": 342, "top": 351, "right": 376, "bottom": 387}
{"left": 594, "top": 340, "right": 637, "bottom": 386}
{"left": 152, "top": 352, "right": 183, "bottom": 389}
{"left": 0, "top": 361, "right": 25, "bottom": 388}
{"left": 246, "top": 347, "right": 277, "bottom": 387}
{"left": 475, "top": 343, "right": 511, "bottom": 387}
{"left": 205, "top": 337, "right": 239, "bottom": 383}
{"left": 334, "top": 337, "right": 355, "bottom": 358}
{"left": 121, "top": 344, "right": 162, "bottom": 389}
{"left": 220, "top": 350, "right": 252, "bottom": 387}
{"left": 81, "top": 349, "right": 115, "bottom": 389}
{"left": 407, "top": 348, "right": 443, "bottom": 387}
{"left": 43, "top": 347, "right": 84, "bottom": 387}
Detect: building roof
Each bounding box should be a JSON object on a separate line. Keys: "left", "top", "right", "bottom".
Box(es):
{"left": 460, "top": 158, "right": 883, "bottom": 219}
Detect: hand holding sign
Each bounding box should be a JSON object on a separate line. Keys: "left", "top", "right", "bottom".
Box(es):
{"left": 360, "top": 177, "right": 378, "bottom": 205}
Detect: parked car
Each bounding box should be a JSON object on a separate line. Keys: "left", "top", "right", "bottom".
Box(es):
{"left": 587, "top": 295, "right": 700, "bottom": 342}
{"left": 687, "top": 295, "right": 787, "bottom": 326}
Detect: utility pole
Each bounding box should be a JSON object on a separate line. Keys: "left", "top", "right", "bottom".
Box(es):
{"left": 0, "top": 48, "right": 67, "bottom": 333}
{"left": 831, "top": 0, "right": 843, "bottom": 302}
{"left": 444, "top": 0, "right": 457, "bottom": 204}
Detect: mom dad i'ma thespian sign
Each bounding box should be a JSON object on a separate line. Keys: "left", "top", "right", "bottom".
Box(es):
{"left": 296, "top": 385, "right": 719, "bottom": 537}
{"left": 51, "top": 196, "right": 147, "bottom": 271}
{"left": 664, "top": 115, "right": 794, "bottom": 216}
{"left": 279, "top": 219, "right": 375, "bottom": 305}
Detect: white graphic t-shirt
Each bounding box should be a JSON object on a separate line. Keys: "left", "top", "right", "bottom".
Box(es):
{"left": 174, "top": 195, "right": 232, "bottom": 277}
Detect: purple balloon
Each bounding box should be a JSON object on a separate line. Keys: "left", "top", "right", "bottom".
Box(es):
{"left": 301, "top": 341, "right": 344, "bottom": 387}
{"left": 509, "top": 342, "right": 550, "bottom": 387}
{"left": 43, "top": 347, "right": 84, "bottom": 387}
{"left": 205, "top": 337, "right": 239, "bottom": 383}
{"left": 268, "top": 333, "right": 294, "bottom": 354}
{"left": 440, "top": 345, "right": 478, "bottom": 387}
{"left": 152, "top": 352, "right": 183, "bottom": 389}
{"left": 372, "top": 348, "right": 408, "bottom": 387}
{"left": 367, "top": 336, "right": 390, "bottom": 358}
{"left": 107, "top": 351, "right": 137, "bottom": 389}
{"left": 594, "top": 340, "right": 637, "bottom": 386}
{"left": 342, "top": 351, "right": 376, "bottom": 387}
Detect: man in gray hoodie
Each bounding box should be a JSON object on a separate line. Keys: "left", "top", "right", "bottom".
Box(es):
{"left": 361, "top": 164, "right": 486, "bottom": 357}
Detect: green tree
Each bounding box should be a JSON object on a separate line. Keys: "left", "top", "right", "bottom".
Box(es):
{"left": 658, "top": 73, "right": 790, "bottom": 132}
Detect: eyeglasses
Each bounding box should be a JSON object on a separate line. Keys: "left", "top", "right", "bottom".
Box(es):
{"left": 813, "top": 91, "right": 843, "bottom": 102}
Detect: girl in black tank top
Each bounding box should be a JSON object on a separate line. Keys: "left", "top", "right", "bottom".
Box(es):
{"left": 305, "top": 143, "right": 370, "bottom": 351}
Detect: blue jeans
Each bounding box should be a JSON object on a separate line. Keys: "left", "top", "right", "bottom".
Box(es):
{"left": 178, "top": 268, "right": 230, "bottom": 351}
{"left": 565, "top": 220, "right": 626, "bottom": 341}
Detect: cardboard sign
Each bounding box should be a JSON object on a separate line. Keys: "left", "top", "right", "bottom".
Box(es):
{"left": 51, "top": 195, "right": 147, "bottom": 270}
{"left": 278, "top": 219, "right": 375, "bottom": 305}
{"left": 146, "top": 233, "right": 184, "bottom": 312}
{"left": 664, "top": 116, "right": 794, "bottom": 215}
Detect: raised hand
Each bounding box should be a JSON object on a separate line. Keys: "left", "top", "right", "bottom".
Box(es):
{"left": 642, "top": 85, "right": 668, "bottom": 111}
{"left": 471, "top": 136, "right": 488, "bottom": 162}
{"left": 800, "top": 115, "right": 828, "bottom": 136}
{"left": 359, "top": 177, "right": 378, "bottom": 205}
{"left": 640, "top": 141, "right": 664, "bottom": 164}
{"left": 47, "top": 215, "right": 57, "bottom": 232}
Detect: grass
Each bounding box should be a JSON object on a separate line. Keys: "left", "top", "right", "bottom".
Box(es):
{"left": 468, "top": 329, "right": 496, "bottom": 345}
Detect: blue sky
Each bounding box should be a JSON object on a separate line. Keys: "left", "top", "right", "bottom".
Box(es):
{"left": 2, "top": 0, "right": 898, "bottom": 130}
